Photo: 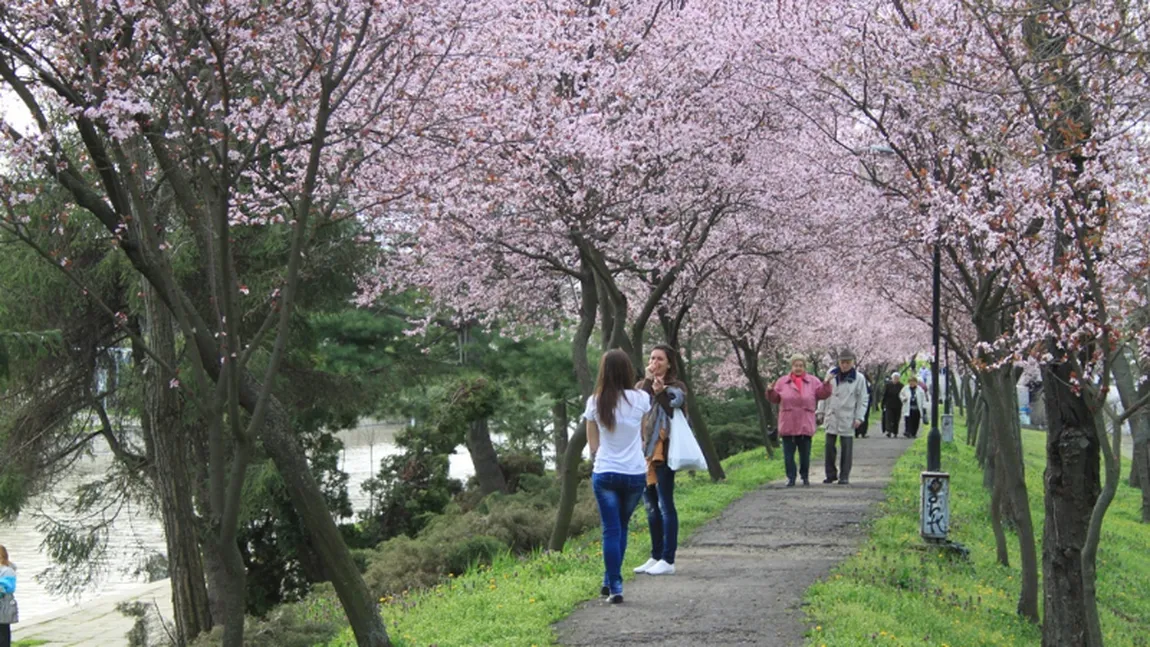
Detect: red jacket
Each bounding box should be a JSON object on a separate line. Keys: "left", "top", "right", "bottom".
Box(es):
{"left": 767, "top": 373, "right": 833, "bottom": 437}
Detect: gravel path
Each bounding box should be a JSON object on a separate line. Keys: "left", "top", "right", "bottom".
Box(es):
{"left": 555, "top": 436, "right": 914, "bottom": 647}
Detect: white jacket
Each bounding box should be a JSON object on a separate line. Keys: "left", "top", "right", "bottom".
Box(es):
{"left": 900, "top": 385, "right": 930, "bottom": 420}
{"left": 819, "top": 372, "right": 869, "bottom": 437}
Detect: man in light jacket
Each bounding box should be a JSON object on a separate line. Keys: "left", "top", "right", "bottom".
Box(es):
{"left": 819, "top": 350, "right": 869, "bottom": 485}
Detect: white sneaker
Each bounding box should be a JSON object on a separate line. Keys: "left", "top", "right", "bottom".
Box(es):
{"left": 633, "top": 558, "right": 659, "bottom": 574}
{"left": 646, "top": 560, "right": 675, "bottom": 575}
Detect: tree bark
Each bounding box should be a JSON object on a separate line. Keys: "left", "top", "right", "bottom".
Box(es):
{"left": 990, "top": 453, "right": 1010, "bottom": 567}
{"left": 552, "top": 399, "right": 570, "bottom": 481}
{"left": 466, "top": 418, "right": 508, "bottom": 495}
{"left": 1040, "top": 362, "right": 1101, "bottom": 647}
{"left": 983, "top": 368, "right": 1039, "bottom": 622}
{"left": 139, "top": 288, "right": 212, "bottom": 645}
{"left": 736, "top": 341, "right": 776, "bottom": 458}
{"left": 254, "top": 394, "right": 391, "bottom": 646}
{"left": 548, "top": 265, "right": 597, "bottom": 552}
{"left": 1112, "top": 348, "right": 1150, "bottom": 520}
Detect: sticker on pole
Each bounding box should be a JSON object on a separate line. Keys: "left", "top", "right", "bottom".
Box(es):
{"left": 941, "top": 414, "right": 954, "bottom": 442}
{"left": 920, "top": 471, "right": 950, "bottom": 540}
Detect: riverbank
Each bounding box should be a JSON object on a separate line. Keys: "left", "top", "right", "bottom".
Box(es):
{"left": 12, "top": 579, "right": 172, "bottom": 647}
{"left": 803, "top": 427, "right": 1150, "bottom": 646}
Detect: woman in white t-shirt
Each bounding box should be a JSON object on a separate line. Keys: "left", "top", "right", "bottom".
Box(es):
{"left": 582, "top": 349, "right": 651, "bottom": 604}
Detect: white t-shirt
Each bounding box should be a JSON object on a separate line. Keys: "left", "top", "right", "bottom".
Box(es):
{"left": 582, "top": 389, "right": 652, "bottom": 475}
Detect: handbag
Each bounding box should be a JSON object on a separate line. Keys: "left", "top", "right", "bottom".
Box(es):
{"left": 667, "top": 410, "right": 708, "bottom": 472}
{"left": 0, "top": 592, "right": 18, "bottom": 624}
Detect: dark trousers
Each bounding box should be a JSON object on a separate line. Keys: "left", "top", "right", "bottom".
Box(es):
{"left": 825, "top": 434, "right": 854, "bottom": 482}
{"left": 905, "top": 410, "right": 922, "bottom": 438}
{"left": 592, "top": 472, "right": 646, "bottom": 595}
{"left": 644, "top": 463, "right": 679, "bottom": 564}
{"left": 882, "top": 407, "right": 901, "bottom": 436}
{"left": 782, "top": 435, "right": 812, "bottom": 483}
{"left": 1, "top": 623, "right": 9, "bottom": 647}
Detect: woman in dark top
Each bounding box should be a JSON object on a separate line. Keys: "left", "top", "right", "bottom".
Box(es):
{"left": 881, "top": 373, "right": 903, "bottom": 438}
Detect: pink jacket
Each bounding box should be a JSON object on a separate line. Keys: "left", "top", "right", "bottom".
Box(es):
{"left": 767, "top": 373, "right": 833, "bottom": 437}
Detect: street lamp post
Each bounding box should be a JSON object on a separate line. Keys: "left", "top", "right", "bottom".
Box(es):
{"left": 861, "top": 141, "right": 951, "bottom": 542}
{"left": 921, "top": 243, "right": 951, "bottom": 542}
{"left": 928, "top": 244, "right": 942, "bottom": 471}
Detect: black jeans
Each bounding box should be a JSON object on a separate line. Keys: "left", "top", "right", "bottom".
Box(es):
{"left": 644, "top": 463, "right": 678, "bottom": 564}
{"left": 782, "top": 435, "right": 812, "bottom": 483}
{"left": 1, "top": 622, "right": 10, "bottom": 647}
{"left": 905, "top": 410, "right": 922, "bottom": 438}
{"left": 882, "top": 407, "right": 901, "bottom": 436}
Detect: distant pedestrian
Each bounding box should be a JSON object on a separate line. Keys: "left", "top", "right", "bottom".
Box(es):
{"left": 881, "top": 373, "right": 903, "bottom": 438}
{"left": 583, "top": 350, "right": 651, "bottom": 604}
{"left": 856, "top": 377, "right": 874, "bottom": 439}
{"left": 0, "top": 544, "right": 17, "bottom": 647}
{"left": 767, "top": 354, "right": 832, "bottom": 487}
{"left": 901, "top": 375, "right": 930, "bottom": 438}
{"left": 633, "top": 344, "right": 688, "bottom": 577}
{"left": 819, "top": 350, "right": 869, "bottom": 485}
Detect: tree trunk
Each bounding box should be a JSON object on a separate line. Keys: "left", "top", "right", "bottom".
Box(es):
{"left": 680, "top": 374, "right": 725, "bottom": 480}
{"left": 467, "top": 418, "right": 508, "bottom": 495}
{"left": 981, "top": 368, "right": 1039, "bottom": 622}
{"left": 968, "top": 389, "right": 983, "bottom": 448}
{"left": 1040, "top": 362, "right": 1101, "bottom": 647}
{"left": 738, "top": 341, "right": 776, "bottom": 458}
{"left": 139, "top": 289, "right": 212, "bottom": 645}
{"left": 549, "top": 266, "right": 597, "bottom": 552}
{"left": 215, "top": 538, "right": 249, "bottom": 647}
{"left": 255, "top": 396, "right": 391, "bottom": 646}
{"left": 549, "top": 426, "right": 588, "bottom": 552}
{"left": 990, "top": 453, "right": 1010, "bottom": 567}
{"left": 663, "top": 320, "right": 724, "bottom": 480}
{"left": 552, "top": 399, "right": 570, "bottom": 481}
{"left": 1081, "top": 402, "right": 1121, "bottom": 647}
{"left": 1112, "top": 348, "right": 1150, "bottom": 519}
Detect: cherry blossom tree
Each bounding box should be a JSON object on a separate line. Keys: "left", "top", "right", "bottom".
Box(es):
{"left": 361, "top": 0, "right": 830, "bottom": 548}
{"left": 0, "top": 1, "right": 474, "bottom": 644}
{"left": 769, "top": 0, "right": 1150, "bottom": 641}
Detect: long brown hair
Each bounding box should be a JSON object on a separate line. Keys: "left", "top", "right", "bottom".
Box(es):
{"left": 595, "top": 349, "right": 637, "bottom": 431}
{"left": 651, "top": 344, "right": 681, "bottom": 384}
{"left": 0, "top": 544, "right": 9, "bottom": 567}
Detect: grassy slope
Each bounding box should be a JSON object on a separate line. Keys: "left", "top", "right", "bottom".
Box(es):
{"left": 322, "top": 438, "right": 824, "bottom": 647}
{"left": 804, "top": 425, "right": 1150, "bottom": 647}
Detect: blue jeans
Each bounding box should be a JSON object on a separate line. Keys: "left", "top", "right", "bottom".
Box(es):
{"left": 782, "top": 435, "right": 812, "bottom": 483}
{"left": 592, "top": 471, "right": 647, "bottom": 595}
{"left": 644, "top": 463, "right": 678, "bottom": 564}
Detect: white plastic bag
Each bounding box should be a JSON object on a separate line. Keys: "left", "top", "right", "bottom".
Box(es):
{"left": 667, "top": 410, "right": 707, "bottom": 472}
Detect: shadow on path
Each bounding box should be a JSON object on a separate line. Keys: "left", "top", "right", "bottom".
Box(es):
{"left": 555, "top": 436, "right": 914, "bottom": 647}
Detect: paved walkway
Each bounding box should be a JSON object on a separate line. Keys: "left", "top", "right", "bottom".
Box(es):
{"left": 556, "top": 436, "right": 914, "bottom": 647}
{"left": 13, "top": 579, "right": 173, "bottom": 647}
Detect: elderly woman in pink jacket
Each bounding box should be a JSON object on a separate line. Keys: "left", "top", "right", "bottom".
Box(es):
{"left": 767, "top": 354, "right": 833, "bottom": 487}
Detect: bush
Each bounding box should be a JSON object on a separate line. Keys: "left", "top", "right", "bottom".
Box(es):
{"left": 189, "top": 591, "right": 343, "bottom": 647}
{"left": 361, "top": 477, "right": 598, "bottom": 597}
{"left": 709, "top": 422, "right": 763, "bottom": 460}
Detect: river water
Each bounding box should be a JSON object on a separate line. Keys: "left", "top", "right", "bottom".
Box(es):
{"left": 2, "top": 421, "right": 477, "bottom": 621}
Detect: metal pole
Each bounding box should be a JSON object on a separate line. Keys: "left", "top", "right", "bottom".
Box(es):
{"left": 944, "top": 338, "right": 953, "bottom": 415}
{"left": 928, "top": 243, "right": 942, "bottom": 471}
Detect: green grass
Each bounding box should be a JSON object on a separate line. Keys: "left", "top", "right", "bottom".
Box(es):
{"left": 319, "top": 438, "right": 823, "bottom": 647}
{"left": 804, "top": 423, "right": 1150, "bottom": 647}
{"left": 14, "top": 640, "right": 49, "bottom": 647}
